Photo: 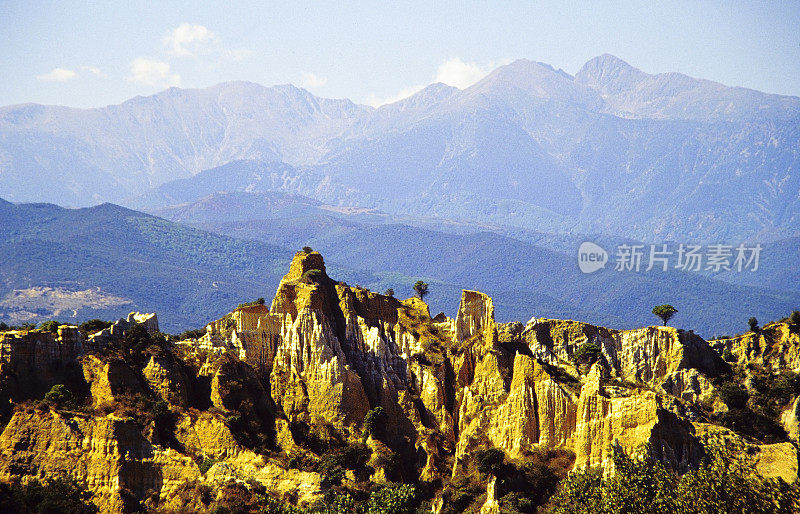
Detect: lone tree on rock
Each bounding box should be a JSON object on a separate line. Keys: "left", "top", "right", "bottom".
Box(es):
{"left": 652, "top": 304, "right": 677, "bottom": 326}
{"left": 748, "top": 317, "right": 759, "bottom": 332}
{"left": 413, "top": 281, "right": 429, "bottom": 300}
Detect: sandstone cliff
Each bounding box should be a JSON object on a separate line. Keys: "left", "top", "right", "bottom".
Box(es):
{"left": 0, "top": 251, "right": 796, "bottom": 512}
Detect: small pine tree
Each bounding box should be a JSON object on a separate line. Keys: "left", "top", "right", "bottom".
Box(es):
{"left": 302, "top": 246, "right": 313, "bottom": 254}
{"left": 413, "top": 281, "right": 429, "bottom": 300}
{"left": 652, "top": 305, "right": 677, "bottom": 326}
{"left": 384, "top": 288, "right": 394, "bottom": 297}
{"left": 748, "top": 317, "right": 759, "bottom": 332}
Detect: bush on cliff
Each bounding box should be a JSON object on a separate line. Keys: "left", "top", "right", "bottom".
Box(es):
{"left": 78, "top": 319, "right": 112, "bottom": 337}
{"left": 718, "top": 381, "right": 749, "bottom": 409}
{"left": 572, "top": 342, "right": 601, "bottom": 367}
{"left": 365, "top": 484, "right": 418, "bottom": 514}
{"left": 362, "top": 407, "right": 387, "bottom": 441}
{"left": 0, "top": 477, "right": 98, "bottom": 514}
{"left": 43, "top": 384, "right": 74, "bottom": 410}
{"left": 545, "top": 442, "right": 800, "bottom": 513}
{"left": 38, "top": 320, "right": 61, "bottom": 333}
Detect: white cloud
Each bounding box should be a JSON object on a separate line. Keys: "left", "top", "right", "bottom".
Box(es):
{"left": 164, "top": 23, "right": 215, "bottom": 57}
{"left": 80, "top": 65, "right": 107, "bottom": 78}
{"left": 37, "top": 68, "right": 78, "bottom": 82}
{"left": 129, "top": 58, "right": 181, "bottom": 87}
{"left": 301, "top": 72, "right": 328, "bottom": 89}
{"left": 365, "top": 85, "right": 426, "bottom": 108}
{"left": 364, "top": 57, "right": 494, "bottom": 107}
{"left": 434, "top": 58, "right": 488, "bottom": 89}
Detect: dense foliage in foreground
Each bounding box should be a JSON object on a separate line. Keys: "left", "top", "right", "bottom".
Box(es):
{"left": 546, "top": 442, "right": 800, "bottom": 514}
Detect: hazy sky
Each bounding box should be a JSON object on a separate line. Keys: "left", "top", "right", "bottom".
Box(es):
{"left": 2, "top": 1, "right": 799, "bottom": 108}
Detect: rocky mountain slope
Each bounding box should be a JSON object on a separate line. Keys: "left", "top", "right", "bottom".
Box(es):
{"left": 2, "top": 56, "right": 798, "bottom": 243}
{"left": 0, "top": 251, "right": 798, "bottom": 512}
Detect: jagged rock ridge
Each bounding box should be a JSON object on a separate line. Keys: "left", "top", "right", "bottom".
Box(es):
{"left": 0, "top": 252, "right": 797, "bottom": 512}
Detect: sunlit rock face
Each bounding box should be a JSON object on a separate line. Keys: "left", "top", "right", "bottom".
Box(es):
{"left": 1, "top": 251, "right": 796, "bottom": 511}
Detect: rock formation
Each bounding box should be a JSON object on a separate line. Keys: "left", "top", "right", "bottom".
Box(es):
{"left": 0, "top": 251, "right": 797, "bottom": 512}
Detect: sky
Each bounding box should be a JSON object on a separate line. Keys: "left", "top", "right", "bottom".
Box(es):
{"left": 1, "top": 1, "right": 799, "bottom": 108}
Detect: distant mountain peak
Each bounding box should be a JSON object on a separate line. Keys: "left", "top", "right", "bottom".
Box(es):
{"left": 574, "top": 54, "right": 646, "bottom": 92}
{"left": 463, "top": 57, "right": 600, "bottom": 108}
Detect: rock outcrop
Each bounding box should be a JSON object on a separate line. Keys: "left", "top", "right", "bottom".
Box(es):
{"left": 88, "top": 312, "right": 159, "bottom": 345}
{"left": 710, "top": 322, "right": 800, "bottom": 371}
{"left": 0, "top": 251, "right": 797, "bottom": 512}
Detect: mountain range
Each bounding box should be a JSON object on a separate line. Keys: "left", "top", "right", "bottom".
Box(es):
{"left": 2, "top": 54, "right": 798, "bottom": 244}
{"left": 1, "top": 196, "right": 797, "bottom": 337}
{"left": 1, "top": 54, "right": 798, "bottom": 334}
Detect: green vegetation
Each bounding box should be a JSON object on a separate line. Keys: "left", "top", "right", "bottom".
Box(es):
{"left": 236, "top": 297, "right": 266, "bottom": 310}
{"left": 545, "top": 442, "right": 800, "bottom": 513}
{"left": 362, "top": 407, "right": 387, "bottom": 441}
{"left": 572, "top": 342, "right": 602, "bottom": 367}
{"left": 365, "top": 484, "right": 418, "bottom": 514}
{"left": 178, "top": 327, "right": 206, "bottom": 340}
{"left": 43, "top": 384, "right": 74, "bottom": 410}
{"left": 412, "top": 280, "right": 429, "bottom": 300}
{"left": 301, "top": 269, "right": 326, "bottom": 284}
{"left": 718, "top": 382, "right": 749, "bottom": 409}
{"left": 748, "top": 317, "right": 759, "bottom": 332}
{"left": 791, "top": 310, "right": 800, "bottom": 325}
{"left": 78, "top": 319, "right": 112, "bottom": 337}
{"left": 384, "top": 288, "right": 394, "bottom": 297}
{"left": 476, "top": 448, "right": 506, "bottom": 476}
{"left": 198, "top": 457, "right": 218, "bottom": 474}
{"left": 652, "top": 304, "right": 677, "bottom": 326}
{"left": 318, "top": 443, "right": 372, "bottom": 487}
{"left": 0, "top": 477, "right": 98, "bottom": 513}
{"left": 302, "top": 246, "right": 314, "bottom": 254}
{"left": 38, "top": 320, "right": 61, "bottom": 333}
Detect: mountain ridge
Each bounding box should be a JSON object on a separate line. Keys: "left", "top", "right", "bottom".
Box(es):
{"left": 1, "top": 54, "right": 799, "bottom": 244}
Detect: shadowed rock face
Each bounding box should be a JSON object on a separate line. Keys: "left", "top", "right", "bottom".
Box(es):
{"left": 0, "top": 252, "right": 796, "bottom": 512}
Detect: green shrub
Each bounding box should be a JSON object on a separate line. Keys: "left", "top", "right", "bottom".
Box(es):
{"left": 1, "top": 477, "right": 98, "bottom": 513}
{"left": 545, "top": 442, "right": 800, "bottom": 514}
{"left": 236, "top": 298, "right": 265, "bottom": 310}
{"left": 476, "top": 448, "right": 506, "bottom": 477}
{"left": 722, "top": 349, "right": 735, "bottom": 362}
{"left": 78, "top": 319, "right": 112, "bottom": 336}
{"left": 572, "top": 342, "right": 602, "bottom": 364}
{"left": 198, "top": 457, "right": 218, "bottom": 474}
{"left": 44, "top": 384, "right": 74, "bottom": 409}
{"left": 38, "top": 320, "right": 61, "bottom": 333}
{"left": 718, "top": 381, "right": 749, "bottom": 409}
{"left": 366, "top": 484, "right": 418, "bottom": 514}
{"left": 301, "top": 269, "right": 325, "bottom": 284}
{"left": 362, "top": 407, "right": 387, "bottom": 440}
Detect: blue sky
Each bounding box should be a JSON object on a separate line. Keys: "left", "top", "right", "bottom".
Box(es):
{"left": 1, "top": 1, "right": 799, "bottom": 108}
